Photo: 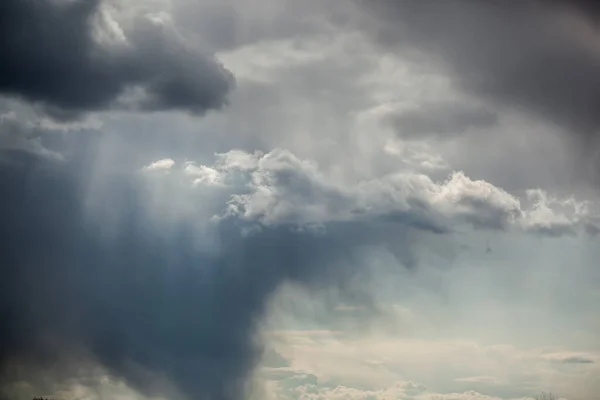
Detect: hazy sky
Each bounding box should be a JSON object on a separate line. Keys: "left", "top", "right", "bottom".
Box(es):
{"left": 1, "top": 1, "right": 599, "bottom": 400}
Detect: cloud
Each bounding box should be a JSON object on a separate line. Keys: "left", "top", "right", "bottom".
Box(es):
{"left": 0, "top": 100, "right": 109, "bottom": 168}
{"left": 0, "top": 0, "right": 234, "bottom": 118}
{"left": 358, "top": 0, "right": 600, "bottom": 134}
{"left": 2, "top": 138, "right": 599, "bottom": 399}
{"left": 0, "top": 111, "right": 64, "bottom": 161}
{"left": 429, "top": 392, "right": 530, "bottom": 400}
{"left": 1, "top": 2, "right": 599, "bottom": 400}
{"left": 173, "top": 0, "right": 354, "bottom": 52}
{"left": 192, "top": 149, "right": 595, "bottom": 237}
{"left": 2, "top": 145, "right": 593, "bottom": 400}
{"left": 263, "top": 331, "right": 597, "bottom": 400}
{"left": 455, "top": 376, "right": 502, "bottom": 385}
{"left": 355, "top": 0, "right": 600, "bottom": 182}
{"left": 0, "top": 157, "right": 297, "bottom": 400}
{"left": 0, "top": 149, "right": 445, "bottom": 400}
{"left": 386, "top": 102, "right": 498, "bottom": 140}
{"left": 206, "top": 20, "right": 590, "bottom": 198}
{"left": 262, "top": 365, "right": 429, "bottom": 400}
{"left": 542, "top": 352, "right": 597, "bottom": 364}
{"left": 520, "top": 189, "right": 593, "bottom": 236}
{"left": 142, "top": 158, "right": 176, "bottom": 172}
{"left": 262, "top": 367, "right": 529, "bottom": 400}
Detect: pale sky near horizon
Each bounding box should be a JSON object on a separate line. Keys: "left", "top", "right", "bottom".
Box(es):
{"left": 1, "top": 1, "right": 599, "bottom": 400}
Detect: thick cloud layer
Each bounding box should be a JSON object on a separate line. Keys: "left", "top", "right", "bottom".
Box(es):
{"left": 0, "top": 152, "right": 432, "bottom": 399}
{"left": 387, "top": 102, "right": 498, "bottom": 140}
{"left": 358, "top": 0, "right": 600, "bottom": 156}
{"left": 0, "top": 0, "right": 234, "bottom": 118}
{"left": 0, "top": 157, "right": 353, "bottom": 400}
{"left": 2, "top": 146, "right": 594, "bottom": 399}
{"left": 2, "top": 1, "right": 600, "bottom": 399}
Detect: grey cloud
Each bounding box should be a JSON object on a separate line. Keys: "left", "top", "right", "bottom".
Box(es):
{"left": 175, "top": 2, "right": 311, "bottom": 51}
{"left": 0, "top": 150, "right": 442, "bottom": 400}
{"left": 543, "top": 352, "right": 597, "bottom": 364}
{"left": 176, "top": 0, "right": 592, "bottom": 197}
{"left": 356, "top": 0, "right": 600, "bottom": 176}
{"left": 387, "top": 103, "right": 498, "bottom": 140}
{"left": 3, "top": 145, "right": 551, "bottom": 399}
{"left": 584, "top": 222, "right": 600, "bottom": 236}
{"left": 554, "top": 0, "right": 600, "bottom": 21}
{"left": 174, "top": 0, "right": 353, "bottom": 51}
{"left": 1, "top": 143, "right": 596, "bottom": 399}
{"left": 0, "top": 112, "right": 64, "bottom": 160}
{"left": 0, "top": 101, "right": 111, "bottom": 168}
{"left": 261, "top": 349, "right": 291, "bottom": 368}
{"left": 210, "top": 150, "right": 594, "bottom": 239}
{"left": 455, "top": 196, "right": 521, "bottom": 231}
{"left": 3, "top": 2, "right": 600, "bottom": 399}
{"left": 358, "top": 0, "right": 599, "bottom": 129}
{"left": 559, "top": 356, "right": 595, "bottom": 364}
{"left": 0, "top": 0, "right": 234, "bottom": 118}
{"left": 166, "top": 0, "right": 593, "bottom": 197}
{"left": 525, "top": 223, "right": 577, "bottom": 237}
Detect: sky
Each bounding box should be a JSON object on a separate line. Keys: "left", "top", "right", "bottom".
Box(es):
{"left": 1, "top": 1, "right": 600, "bottom": 400}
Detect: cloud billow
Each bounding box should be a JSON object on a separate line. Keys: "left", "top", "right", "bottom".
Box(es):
{"left": 0, "top": 0, "right": 235, "bottom": 118}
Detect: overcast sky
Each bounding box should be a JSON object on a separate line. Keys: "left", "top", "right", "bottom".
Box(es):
{"left": 1, "top": 1, "right": 600, "bottom": 400}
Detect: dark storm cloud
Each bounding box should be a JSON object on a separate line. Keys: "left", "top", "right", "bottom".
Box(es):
{"left": 0, "top": 149, "right": 443, "bottom": 400}
{"left": 0, "top": 0, "right": 234, "bottom": 118}
{"left": 0, "top": 145, "right": 594, "bottom": 398}
{"left": 358, "top": 0, "right": 600, "bottom": 143}
{"left": 387, "top": 102, "right": 498, "bottom": 140}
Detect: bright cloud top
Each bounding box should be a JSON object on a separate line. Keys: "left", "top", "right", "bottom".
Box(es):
{"left": 142, "top": 149, "right": 598, "bottom": 237}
